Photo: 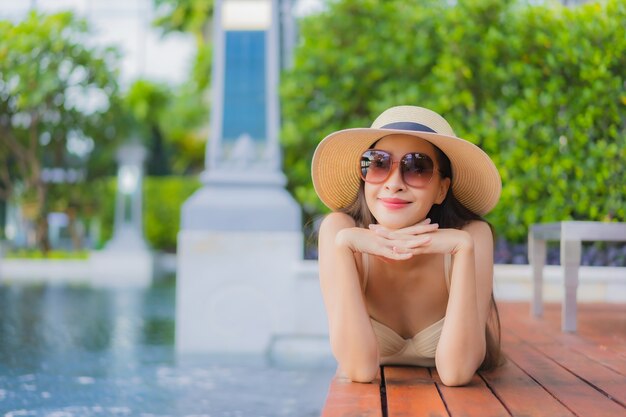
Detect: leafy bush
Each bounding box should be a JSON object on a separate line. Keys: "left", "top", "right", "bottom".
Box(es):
{"left": 281, "top": 0, "right": 626, "bottom": 242}
{"left": 142, "top": 176, "right": 201, "bottom": 251}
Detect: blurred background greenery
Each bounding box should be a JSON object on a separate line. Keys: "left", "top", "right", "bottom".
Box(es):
{"left": 0, "top": 0, "right": 625, "bottom": 257}
{"left": 282, "top": 0, "right": 626, "bottom": 244}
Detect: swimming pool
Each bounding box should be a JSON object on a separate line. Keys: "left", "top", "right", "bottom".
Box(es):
{"left": 0, "top": 278, "right": 335, "bottom": 416}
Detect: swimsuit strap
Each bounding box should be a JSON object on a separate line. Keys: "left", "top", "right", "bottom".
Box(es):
{"left": 362, "top": 252, "right": 370, "bottom": 292}
{"left": 444, "top": 253, "right": 452, "bottom": 292}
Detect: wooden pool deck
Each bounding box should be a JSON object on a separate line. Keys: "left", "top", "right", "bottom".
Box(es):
{"left": 321, "top": 302, "right": 626, "bottom": 417}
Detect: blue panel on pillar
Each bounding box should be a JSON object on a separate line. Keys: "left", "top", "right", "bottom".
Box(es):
{"left": 222, "top": 30, "right": 267, "bottom": 143}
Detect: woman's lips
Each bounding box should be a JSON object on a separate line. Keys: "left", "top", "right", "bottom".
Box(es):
{"left": 379, "top": 197, "right": 411, "bottom": 210}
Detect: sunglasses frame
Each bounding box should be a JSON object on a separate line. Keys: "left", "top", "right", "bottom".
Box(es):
{"left": 359, "top": 149, "right": 440, "bottom": 188}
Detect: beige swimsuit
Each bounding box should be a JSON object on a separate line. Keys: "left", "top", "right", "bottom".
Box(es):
{"left": 362, "top": 253, "right": 452, "bottom": 367}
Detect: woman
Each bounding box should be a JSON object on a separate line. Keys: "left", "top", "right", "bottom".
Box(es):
{"left": 311, "top": 105, "right": 503, "bottom": 386}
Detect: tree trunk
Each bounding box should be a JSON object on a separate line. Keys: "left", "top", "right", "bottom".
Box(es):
{"left": 36, "top": 214, "right": 50, "bottom": 254}
{"left": 67, "top": 206, "right": 83, "bottom": 251}
{"left": 34, "top": 181, "right": 50, "bottom": 254}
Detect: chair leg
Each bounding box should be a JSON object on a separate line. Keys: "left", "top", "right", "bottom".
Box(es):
{"left": 529, "top": 233, "right": 546, "bottom": 318}
{"left": 561, "top": 239, "right": 581, "bottom": 332}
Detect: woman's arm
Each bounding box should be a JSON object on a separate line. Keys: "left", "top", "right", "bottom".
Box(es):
{"left": 368, "top": 220, "right": 494, "bottom": 385}
{"left": 318, "top": 213, "right": 379, "bottom": 382}
{"left": 319, "top": 214, "right": 439, "bottom": 382}
{"left": 435, "top": 220, "right": 494, "bottom": 386}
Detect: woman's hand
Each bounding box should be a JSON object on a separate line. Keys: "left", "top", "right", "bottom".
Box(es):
{"left": 369, "top": 221, "right": 474, "bottom": 258}
{"left": 336, "top": 218, "right": 440, "bottom": 261}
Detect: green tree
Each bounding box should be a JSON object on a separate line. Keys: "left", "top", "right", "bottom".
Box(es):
{"left": 0, "top": 11, "right": 123, "bottom": 251}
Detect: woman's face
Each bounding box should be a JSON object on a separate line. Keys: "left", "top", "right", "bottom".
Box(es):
{"left": 364, "top": 134, "right": 451, "bottom": 229}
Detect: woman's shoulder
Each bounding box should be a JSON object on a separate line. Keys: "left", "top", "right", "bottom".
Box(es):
{"left": 319, "top": 212, "right": 357, "bottom": 235}
{"left": 461, "top": 220, "right": 494, "bottom": 247}
{"left": 461, "top": 219, "right": 491, "bottom": 233}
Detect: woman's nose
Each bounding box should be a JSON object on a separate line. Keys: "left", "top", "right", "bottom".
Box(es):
{"left": 384, "top": 163, "right": 405, "bottom": 192}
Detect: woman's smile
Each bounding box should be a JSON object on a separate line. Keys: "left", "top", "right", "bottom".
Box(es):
{"left": 379, "top": 197, "right": 412, "bottom": 210}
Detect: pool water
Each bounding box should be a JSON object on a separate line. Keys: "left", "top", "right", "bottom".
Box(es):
{"left": 0, "top": 278, "right": 335, "bottom": 416}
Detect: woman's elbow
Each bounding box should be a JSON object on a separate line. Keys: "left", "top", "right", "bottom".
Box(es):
{"left": 336, "top": 349, "right": 380, "bottom": 383}
{"left": 436, "top": 359, "right": 478, "bottom": 386}
{"left": 436, "top": 345, "right": 485, "bottom": 386}
{"left": 438, "top": 368, "right": 474, "bottom": 387}
{"left": 332, "top": 339, "right": 380, "bottom": 383}
{"left": 344, "top": 363, "right": 380, "bottom": 383}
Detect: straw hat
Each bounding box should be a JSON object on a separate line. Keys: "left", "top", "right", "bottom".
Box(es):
{"left": 311, "top": 105, "right": 501, "bottom": 215}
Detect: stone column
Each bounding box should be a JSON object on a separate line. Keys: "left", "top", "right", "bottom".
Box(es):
{"left": 176, "top": 0, "right": 305, "bottom": 355}
{"left": 90, "top": 142, "right": 153, "bottom": 287}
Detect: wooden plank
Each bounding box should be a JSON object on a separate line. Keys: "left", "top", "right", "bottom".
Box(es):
{"left": 383, "top": 366, "right": 448, "bottom": 417}
{"left": 503, "top": 339, "right": 626, "bottom": 417}
{"left": 502, "top": 312, "right": 626, "bottom": 406}
{"left": 321, "top": 374, "right": 383, "bottom": 417}
{"left": 538, "top": 344, "right": 626, "bottom": 407}
{"left": 567, "top": 342, "right": 626, "bottom": 376}
{"left": 480, "top": 359, "right": 575, "bottom": 417}
{"left": 575, "top": 308, "right": 626, "bottom": 355}
{"left": 501, "top": 303, "right": 626, "bottom": 376}
{"left": 538, "top": 302, "right": 626, "bottom": 353}
{"left": 431, "top": 369, "right": 510, "bottom": 417}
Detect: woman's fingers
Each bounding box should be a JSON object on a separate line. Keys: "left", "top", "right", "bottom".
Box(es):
{"left": 362, "top": 225, "right": 436, "bottom": 260}
{"left": 385, "top": 245, "right": 413, "bottom": 260}
{"left": 405, "top": 235, "right": 432, "bottom": 248}
{"left": 369, "top": 223, "right": 439, "bottom": 239}
{"left": 396, "top": 222, "right": 439, "bottom": 235}
{"left": 380, "top": 235, "right": 431, "bottom": 258}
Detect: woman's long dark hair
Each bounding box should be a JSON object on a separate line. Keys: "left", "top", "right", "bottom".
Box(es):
{"left": 339, "top": 143, "right": 504, "bottom": 370}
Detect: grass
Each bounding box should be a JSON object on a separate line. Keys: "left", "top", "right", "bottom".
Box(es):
{"left": 4, "top": 249, "right": 90, "bottom": 260}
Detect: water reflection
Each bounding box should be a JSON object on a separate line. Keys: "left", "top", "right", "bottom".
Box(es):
{"left": 0, "top": 277, "right": 333, "bottom": 416}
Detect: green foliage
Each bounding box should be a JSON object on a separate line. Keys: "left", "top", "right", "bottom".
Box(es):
{"left": 157, "top": 50, "right": 211, "bottom": 175}
{"left": 281, "top": 0, "right": 626, "bottom": 242}
{"left": 152, "top": 0, "right": 214, "bottom": 44}
{"left": 124, "top": 80, "right": 173, "bottom": 176}
{"left": 142, "top": 176, "right": 201, "bottom": 250}
{"left": 123, "top": 77, "right": 209, "bottom": 176}
{"left": 158, "top": 85, "right": 208, "bottom": 175}
{"left": 126, "top": 80, "right": 171, "bottom": 124}
{"left": 0, "top": 11, "right": 123, "bottom": 249}
{"left": 148, "top": 1, "right": 213, "bottom": 176}
{"left": 0, "top": 11, "right": 124, "bottom": 179}
{"left": 96, "top": 176, "right": 201, "bottom": 251}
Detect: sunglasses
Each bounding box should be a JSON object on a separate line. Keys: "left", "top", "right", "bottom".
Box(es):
{"left": 360, "top": 149, "right": 438, "bottom": 187}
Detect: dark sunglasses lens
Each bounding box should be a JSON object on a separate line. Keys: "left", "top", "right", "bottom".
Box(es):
{"left": 360, "top": 150, "right": 391, "bottom": 183}
{"left": 401, "top": 153, "right": 434, "bottom": 186}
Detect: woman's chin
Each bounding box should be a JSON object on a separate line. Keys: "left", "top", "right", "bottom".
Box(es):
{"left": 371, "top": 206, "right": 426, "bottom": 230}
{"left": 375, "top": 218, "right": 414, "bottom": 230}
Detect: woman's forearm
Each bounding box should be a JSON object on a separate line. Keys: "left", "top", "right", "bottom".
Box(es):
{"left": 318, "top": 222, "right": 380, "bottom": 382}
{"left": 328, "top": 243, "right": 380, "bottom": 381}
{"left": 436, "top": 244, "right": 486, "bottom": 385}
